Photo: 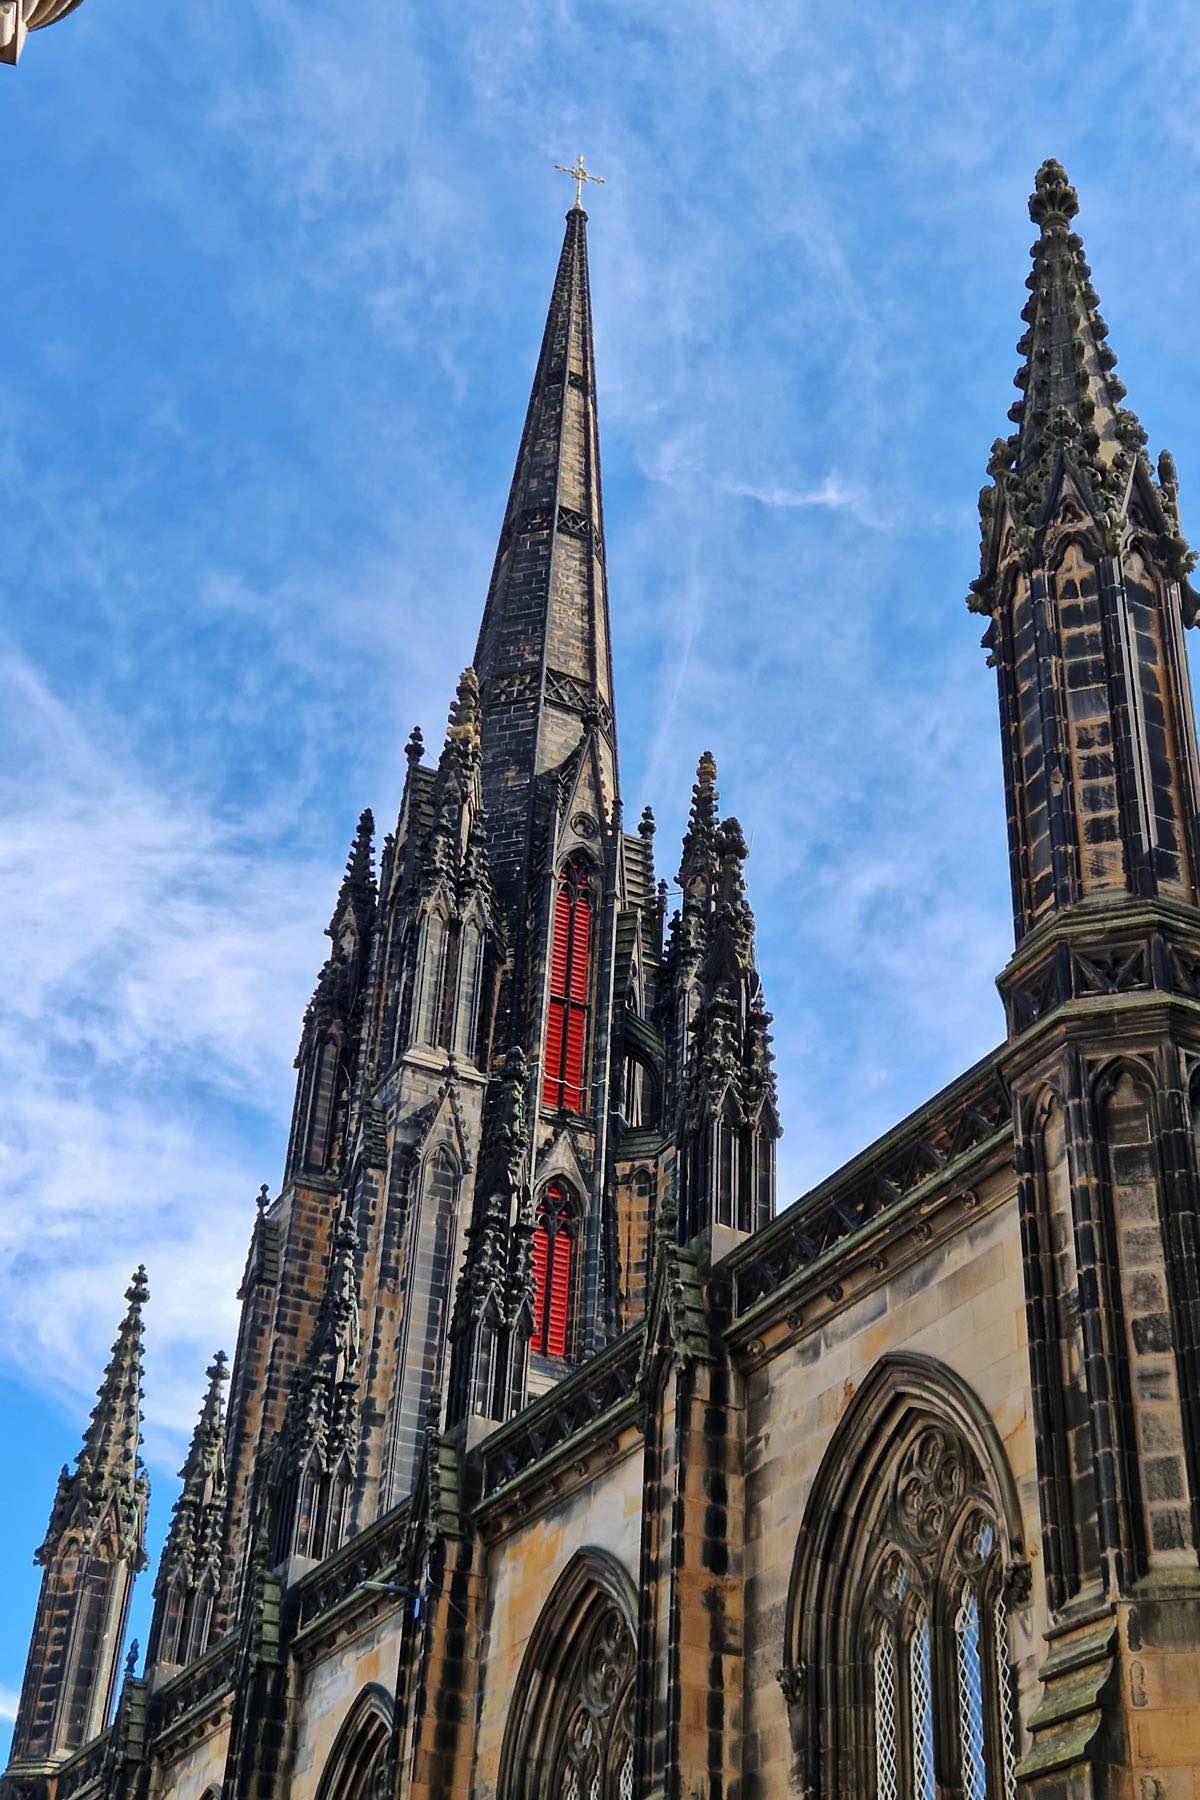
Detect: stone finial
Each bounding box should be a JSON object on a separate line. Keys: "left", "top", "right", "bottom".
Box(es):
{"left": 1028, "top": 157, "right": 1078, "bottom": 228}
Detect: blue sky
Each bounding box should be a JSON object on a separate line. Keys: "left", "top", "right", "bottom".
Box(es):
{"left": 5, "top": 0, "right": 1200, "bottom": 1753}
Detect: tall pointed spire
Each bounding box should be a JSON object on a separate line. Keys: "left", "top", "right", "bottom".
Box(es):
{"left": 473, "top": 201, "right": 618, "bottom": 915}
{"left": 6, "top": 1271, "right": 150, "bottom": 1778}
{"left": 973, "top": 158, "right": 1173, "bottom": 564}
{"left": 970, "top": 160, "right": 1200, "bottom": 956}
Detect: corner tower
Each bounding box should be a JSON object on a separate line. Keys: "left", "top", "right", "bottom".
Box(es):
{"left": 973, "top": 162, "right": 1200, "bottom": 1793}
{"left": 971, "top": 157, "right": 1200, "bottom": 987}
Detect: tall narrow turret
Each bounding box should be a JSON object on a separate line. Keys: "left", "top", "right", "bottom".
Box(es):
{"left": 5, "top": 1271, "right": 150, "bottom": 1781}
{"left": 978, "top": 164, "right": 1200, "bottom": 1793}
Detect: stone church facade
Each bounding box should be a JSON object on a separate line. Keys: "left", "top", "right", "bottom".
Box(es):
{"left": 7, "top": 158, "right": 1200, "bottom": 1798}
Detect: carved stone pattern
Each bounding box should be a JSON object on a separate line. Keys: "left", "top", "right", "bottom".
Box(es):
{"left": 486, "top": 671, "right": 540, "bottom": 708}
{"left": 544, "top": 666, "right": 613, "bottom": 731}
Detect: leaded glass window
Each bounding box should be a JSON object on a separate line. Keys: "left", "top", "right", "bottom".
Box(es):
{"left": 858, "top": 1428, "right": 1019, "bottom": 1798}
{"left": 909, "top": 1603, "right": 935, "bottom": 1799}
{"left": 789, "top": 1387, "right": 1028, "bottom": 1799}
{"left": 873, "top": 1628, "right": 898, "bottom": 1800}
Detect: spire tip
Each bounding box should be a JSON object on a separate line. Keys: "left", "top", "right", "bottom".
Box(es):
{"left": 1029, "top": 158, "right": 1078, "bottom": 228}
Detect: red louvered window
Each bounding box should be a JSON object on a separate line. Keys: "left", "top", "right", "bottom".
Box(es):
{"left": 542, "top": 861, "right": 592, "bottom": 1112}
{"left": 531, "top": 1184, "right": 574, "bottom": 1358}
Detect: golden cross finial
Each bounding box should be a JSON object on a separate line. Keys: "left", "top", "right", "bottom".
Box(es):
{"left": 555, "top": 153, "right": 605, "bottom": 210}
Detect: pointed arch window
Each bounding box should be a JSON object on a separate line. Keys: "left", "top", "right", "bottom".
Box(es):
{"left": 302, "top": 1033, "right": 341, "bottom": 1173}
{"left": 315, "top": 1685, "right": 393, "bottom": 1800}
{"left": 860, "top": 1459, "right": 1017, "bottom": 1799}
{"left": 785, "top": 1363, "right": 1026, "bottom": 1799}
{"left": 543, "top": 861, "right": 593, "bottom": 1112}
{"left": 498, "top": 1551, "right": 637, "bottom": 1800}
{"left": 531, "top": 1183, "right": 576, "bottom": 1359}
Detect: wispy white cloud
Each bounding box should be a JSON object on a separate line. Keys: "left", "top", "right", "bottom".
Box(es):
{"left": 724, "top": 473, "right": 876, "bottom": 520}
{"left": 0, "top": 651, "right": 336, "bottom": 1458}
{"left": 7, "top": 0, "right": 1200, "bottom": 1470}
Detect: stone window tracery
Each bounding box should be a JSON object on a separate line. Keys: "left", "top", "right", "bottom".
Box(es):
{"left": 499, "top": 1551, "right": 637, "bottom": 1800}
{"left": 785, "top": 1360, "right": 1026, "bottom": 1800}
{"left": 547, "top": 1604, "right": 635, "bottom": 1799}
{"left": 861, "top": 1429, "right": 1016, "bottom": 1799}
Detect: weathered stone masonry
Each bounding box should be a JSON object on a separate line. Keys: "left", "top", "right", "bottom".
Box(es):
{"left": 9, "top": 159, "right": 1200, "bottom": 1800}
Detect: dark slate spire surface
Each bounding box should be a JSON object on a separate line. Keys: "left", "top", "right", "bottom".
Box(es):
{"left": 39, "top": 1267, "right": 150, "bottom": 1567}
{"left": 472, "top": 204, "right": 618, "bottom": 916}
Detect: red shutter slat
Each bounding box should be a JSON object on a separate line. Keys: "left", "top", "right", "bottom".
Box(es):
{"left": 563, "top": 1009, "right": 585, "bottom": 1112}
{"left": 547, "top": 1228, "right": 571, "bottom": 1356}
{"left": 543, "top": 998, "right": 565, "bottom": 1108}
{"left": 550, "top": 885, "right": 571, "bottom": 990}
{"left": 531, "top": 1219, "right": 549, "bottom": 1350}
{"left": 569, "top": 892, "right": 591, "bottom": 1003}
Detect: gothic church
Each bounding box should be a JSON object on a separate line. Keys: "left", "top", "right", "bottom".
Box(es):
{"left": 7, "top": 158, "right": 1200, "bottom": 1798}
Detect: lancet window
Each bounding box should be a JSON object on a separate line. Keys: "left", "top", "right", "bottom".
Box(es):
{"left": 543, "top": 860, "right": 593, "bottom": 1112}
{"left": 531, "top": 1182, "right": 576, "bottom": 1359}
{"left": 300, "top": 1033, "right": 341, "bottom": 1173}
{"left": 786, "top": 1360, "right": 1025, "bottom": 1799}
{"left": 157, "top": 1571, "right": 216, "bottom": 1668}
{"left": 291, "top": 1450, "right": 353, "bottom": 1564}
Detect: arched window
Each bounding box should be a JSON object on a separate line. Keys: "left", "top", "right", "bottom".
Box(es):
{"left": 543, "top": 861, "right": 593, "bottom": 1112}
{"left": 785, "top": 1356, "right": 1026, "bottom": 1799}
{"left": 499, "top": 1549, "right": 636, "bottom": 1800}
{"left": 531, "top": 1183, "right": 576, "bottom": 1359}
{"left": 417, "top": 913, "right": 449, "bottom": 1047}
{"left": 455, "top": 920, "right": 485, "bottom": 1061}
{"left": 303, "top": 1034, "right": 341, "bottom": 1172}
{"left": 385, "top": 1146, "right": 460, "bottom": 1499}
{"left": 183, "top": 1575, "right": 216, "bottom": 1667}
{"left": 291, "top": 1449, "right": 353, "bottom": 1564}
{"left": 315, "top": 1684, "right": 393, "bottom": 1800}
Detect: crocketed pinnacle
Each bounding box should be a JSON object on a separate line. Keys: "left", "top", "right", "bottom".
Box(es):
{"left": 678, "top": 751, "right": 719, "bottom": 890}
{"left": 311, "top": 1207, "right": 361, "bottom": 1376}
{"left": 278, "top": 1207, "right": 361, "bottom": 1473}
{"left": 158, "top": 1352, "right": 228, "bottom": 1582}
{"left": 331, "top": 808, "right": 377, "bottom": 927}
{"left": 39, "top": 1268, "right": 150, "bottom": 1566}
{"left": 971, "top": 159, "right": 1194, "bottom": 588}
{"left": 177, "top": 1351, "right": 228, "bottom": 1496}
